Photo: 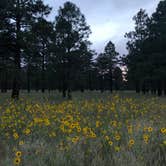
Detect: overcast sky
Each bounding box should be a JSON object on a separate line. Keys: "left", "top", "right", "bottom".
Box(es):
{"left": 44, "top": 0, "right": 160, "bottom": 55}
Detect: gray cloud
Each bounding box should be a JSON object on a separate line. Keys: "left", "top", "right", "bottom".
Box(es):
{"left": 44, "top": 0, "right": 160, "bottom": 55}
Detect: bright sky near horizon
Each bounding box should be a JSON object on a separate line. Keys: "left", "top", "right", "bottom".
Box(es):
{"left": 44, "top": 0, "right": 160, "bottom": 55}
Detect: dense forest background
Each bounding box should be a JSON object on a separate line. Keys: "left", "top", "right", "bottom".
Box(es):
{"left": 0, "top": 0, "right": 166, "bottom": 99}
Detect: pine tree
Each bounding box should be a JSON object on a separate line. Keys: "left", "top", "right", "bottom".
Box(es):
{"left": 0, "top": 0, "right": 51, "bottom": 99}
{"left": 55, "top": 1, "right": 91, "bottom": 99}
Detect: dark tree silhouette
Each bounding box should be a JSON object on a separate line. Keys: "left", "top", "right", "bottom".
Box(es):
{"left": 55, "top": 1, "right": 91, "bottom": 99}
{"left": 124, "top": 9, "right": 150, "bottom": 94}
{"left": 96, "top": 41, "right": 119, "bottom": 92}
{"left": 114, "top": 67, "right": 123, "bottom": 91}
{"left": 0, "top": 0, "right": 52, "bottom": 99}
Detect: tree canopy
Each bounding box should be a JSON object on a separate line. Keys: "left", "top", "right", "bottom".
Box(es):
{"left": 0, "top": 0, "right": 166, "bottom": 98}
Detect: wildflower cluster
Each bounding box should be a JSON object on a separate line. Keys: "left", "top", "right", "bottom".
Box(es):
{"left": 0, "top": 94, "right": 165, "bottom": 165}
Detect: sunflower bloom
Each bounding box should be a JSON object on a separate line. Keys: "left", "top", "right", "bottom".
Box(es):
{"left": 148, "top": 127, "right": 153, "bottom": 132}
{"left": 15, "top": 151, "right": 22, "bottom": 157}
{"left": 128, "top": 139, "right": 135, "bottom": 147}
{"left": 108, "top": 140, "right": 113, "bottom": 146}
{"left": 14, "top": 157, "right": 21, "bottom": 165}
{"left": 160, "top": 128, "right": 166, "bottom": 134}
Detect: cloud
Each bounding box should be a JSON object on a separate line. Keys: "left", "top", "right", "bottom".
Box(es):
{"left": 89, "top": 21, "right": 119, "bottom": 43}
{"left": 44, "top": 0, "right": 161, "bottom": 55}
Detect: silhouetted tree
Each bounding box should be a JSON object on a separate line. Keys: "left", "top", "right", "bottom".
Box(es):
{"left": 96, "top": 41, "right": 119, "bottom": 92}
{"left": 114, "top": 67, "right": 123, "bottom": 91}
{"left": 149, "top": 0, "right": 166, "bottom": 96}
{"left": 124, "top": 9, "right": 150, "bottom": 94}
{"left": 55, "top": 1, "right": 91, "bottom": 99}
{"left": 0, "top": 0, "right": 52, "bottom": 99}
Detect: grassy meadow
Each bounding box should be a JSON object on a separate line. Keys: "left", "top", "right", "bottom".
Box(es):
{"left": 0, "top": 91, "right": 166, "bottom": 166}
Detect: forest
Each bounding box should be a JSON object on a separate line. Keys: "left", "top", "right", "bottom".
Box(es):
{"left": 0, "top": 0, "right": 166, "bottom": 99}
{"left": 0, "top": 1, "right": 166, "bottom": 166}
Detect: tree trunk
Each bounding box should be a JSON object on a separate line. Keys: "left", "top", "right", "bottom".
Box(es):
{"left": 62, "top": 79, "right": 67, "bottom": 98}
{"left": 109, "top": 70, "right": 113, "bottom": 93}
{"left": 145, "top": 80, "right": 149, "bottom": 94}
{"left": 1, "top": 70, "right": 7, "bottom": 93}
{"left": 164, "top": 80, "right": 166, "bottom": 96}
{"left": 61, "top": 64, "right": 67, "bottom": 98}
{"left": 142, "top": 81, "right": 146, "bottom": 95}
{"left": 1, "top": 82, "right": 7, "bottom": 93}
{"left": 27, "top": 64, "right": 30, "bottom": 93}
{"left": 115, "top": 79, "right": 119, "bottom": 91}
{"left": 67, "top": 77, "right": 72, "bottom": 99}
{"left": 27, "top": 78, "right": 30, "bottom": 93}
{"left": 157, "top": 80, "right": 162, "bottom": 97}
{"left": 35, "top": 79, "right": 39, "bottom": 92}
{"left": 66, "top": 49, "right": 72, "bottom": 99}
{"left": 12, "top": 48, "right": 21, "bottom": 99}
{"left": 151, "top": 80, "right": 154, "bottom": 94}
{"left": 80, "top": 88, "right": 84, "bottom": 93}
{"left": 62, "top": 89, "right": 66, "bottom": 98}
{"left": 136, "top": 81, "right": 140, "bottom": 93}
{"left": 11, "top": 9, "right": 21, "bottom": 99}
{"left": 88, "top": 71, "right": 93, "bottom": 91}
{"left": 151, "top": 80, "right": 157, "bottom": 95}
{"left": 67, "top": 88, "right": 72, "bottom": 100}
{"left": 100, "top": 75, "right": 104, "bottom": 93}
{"left": 11, "top": 55, "right": 21, "bottom": 99}
{"left": 41, "top": 45, "right": 45, "bottom": 93}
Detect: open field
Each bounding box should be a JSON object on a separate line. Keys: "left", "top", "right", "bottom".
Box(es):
{"left": 0, "top": 91, "right": 166, "bottom": 166}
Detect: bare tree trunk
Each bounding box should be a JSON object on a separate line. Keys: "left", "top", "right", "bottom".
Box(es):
{"left": 99, "top": 75, "right": 104, "bottom": 93}
{"left": 67, "top": 49, "right": 72, "bottom": 100}
{"left": 88, "top": 71, "right": 93, "bottom": 91}
{"left": 151, "top": 80, "right": 157, "bottom": 95}
{"left": 62, "top": 79, "right": 67, "bottom": 98}
{"left": 157, "top": 80, "right": 162, "bottom": 97}
{"left": 136, "top": 80, "right": 140, "bottom": 93}
{"left": 27, "top": 61, "right": 31, "bottom": 93}
{"left": 35, "top": 79, "right": 39, "bottom": 92}
{"left": 12, "top": 6, "right": 21, "bottom": 99}
{"left": 164, "top": 80, "right": 166, "bottom": 96}
{"left": 27, "top": 68, "right": 30, "bottom": 93}
{"left": 1, "top": 70, "right": 7, "bottom": 93}
{"left": 62, "top": 61, "right": 67, "bottom": 98}
{"left": 142, "top": 80, "right": 146, "bottom": 95}
{"left": 67, "top": 88, "right": 72, "bottom": 100}
{"left": 109, "top": 70, "right": 113, "bottom": 93}
{"left": 62, "top": 89, "right": 66, "bottom": 98}
{"left": 11, "top": 48, "right": 21, "bottom": 99}
{"left": 115, "top": 79, "right": 119, "bottom": 91}
{"left": 41, "top": 44, "right": 45, "bottom": 93}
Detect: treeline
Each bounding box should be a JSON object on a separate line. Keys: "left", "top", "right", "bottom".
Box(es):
{"left": 0, "top": 0, "right": 166, "bottom": 99}
{"left": 0, "top": 0, "right": 123, "bottom": 99}
{"left": 124, "top": 0, "right": 166, "bottom": 96}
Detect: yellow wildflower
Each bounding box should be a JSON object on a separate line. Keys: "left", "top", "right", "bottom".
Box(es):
{"left": 114, "top": 146, "right": 120, "bottom": 152}
{"left": 160, "top": 128, "right": 166, "bottom": 134}
{"left": 19, "top": 141, "right": 24, "bottom": 146}
{"left": 148, "top": 127, "right": 153, "bottom": 132}
{"left": 24, "top": 128, "right": 31, "bottom": 135}
{"left": 15, "top": 151, "right": 22, "bottom": 158}
{"left": 13, "top": 133, "right": 19, "bottom": 140}
{"left": 13, "top": 157, "right": 21, "bottom": 165}
{"left": 105, "top": 136, "right": 109, "bottom": 141}
{"left": 108, "top": 140, "right": 113, "bottom": 146}
{"left": 114, "top": 134, "right": 121, "bottom": 141}
{"left": 128, "top": 139, "right": 135, "bottom": 147}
